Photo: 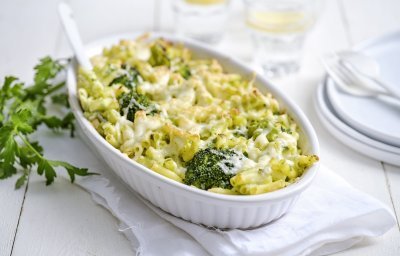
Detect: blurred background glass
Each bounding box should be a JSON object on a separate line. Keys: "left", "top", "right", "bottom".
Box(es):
{"left": 172, "top": 0, "right": 231, "bottom": 44}
{"left": 244, "top": 0, "right": 320, "bottom": 77}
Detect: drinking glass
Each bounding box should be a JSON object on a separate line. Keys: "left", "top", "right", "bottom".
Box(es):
{"left": 172, "top": 0, "right": 231, "bottom": 44}
{"left": 244, "top": 0, "right": 319, "bottom": 77}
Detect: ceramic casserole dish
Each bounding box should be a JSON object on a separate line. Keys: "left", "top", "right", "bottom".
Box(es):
{"left": 67, "top": 32, "right": 320, "bottom": 229}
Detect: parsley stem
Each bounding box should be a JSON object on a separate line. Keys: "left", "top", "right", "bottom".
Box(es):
{"left": 46, "top": 81, "right": 65, "bottom": 95}
{"left": 18, "top": 132, "right": 44, "bottom": 160}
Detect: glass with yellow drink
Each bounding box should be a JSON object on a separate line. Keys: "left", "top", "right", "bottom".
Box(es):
{"left": 245, "top": 0, "right": 319, "bottom": 77}
{"left": 172, "top": 0, "right": 230, "bottom": 44}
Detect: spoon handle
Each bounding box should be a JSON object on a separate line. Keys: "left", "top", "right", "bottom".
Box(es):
{"left": 58, "top": 2, "right": 92, "bottom": 70}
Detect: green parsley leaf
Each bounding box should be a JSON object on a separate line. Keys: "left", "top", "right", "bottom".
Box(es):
{"left": 50, "top": 160, "right": 97, "bottom": 183}
{"left": 11, "top": 109, "right": 34, "bottom": 134}
{"left": 0, "top": 77, "right": 25, "bottom": 124}
{"left": 51, "top": 93, "right": 69, "bottom": 107}
{"left": 37, "top": 158, "right": 57, "bottom": 185}
{"left": 0, "top": 126, "right": 18, "bottom": 179}
{"left": 15, "top": 170, "right": 29, "bottom": 189}
{"left": 17, "top": 144, "right": 38, "bottom": 169}
{"left": 0, "top": 57, "right": 96, "bottom": 188}
{"left": 34, "top": 56, "right": 64, "bottom": 84}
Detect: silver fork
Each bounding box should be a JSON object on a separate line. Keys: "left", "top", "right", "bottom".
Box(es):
{"left": 338, "top": 56, "right": 400, "bottom": 99}
{"left": 321, "top": 54, "right": 400, "bottom": 108}
{"left": 321, "top": 54, "right": 388, "bottom": 97}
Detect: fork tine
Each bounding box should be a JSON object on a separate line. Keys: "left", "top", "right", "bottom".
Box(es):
{"left": 321, "top": 56, "right": 371, "bottom": 96}
{"left": 333, "top": 61, "right": 358, "bottom": 86}
{"left": 336, "top": 58, "right": 376, "bottom": 90}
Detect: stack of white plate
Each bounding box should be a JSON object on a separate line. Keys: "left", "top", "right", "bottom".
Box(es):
{"left": 314, "top": 31, "right": 400, "bottom": 166}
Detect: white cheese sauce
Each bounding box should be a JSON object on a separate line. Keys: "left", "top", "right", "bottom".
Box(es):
{"left": 214, "top": 150, "right": 256, "bottom": 175}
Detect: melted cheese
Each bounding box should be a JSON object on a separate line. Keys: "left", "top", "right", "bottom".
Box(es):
{"left": 78, "top": 37, "right": 314, "bottom": 194}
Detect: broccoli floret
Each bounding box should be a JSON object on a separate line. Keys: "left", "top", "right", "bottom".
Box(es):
{"left": 149, "top": 40, "right": 192, "bottom": 80}
{"left": 149, "top": 41, "right": 170, "bottom": 67}
{"left": 247, "top": 119, "right": 270, "bottom": 138}
{"left": 247, "top": 119, "right": 292, "bottom": 141}
{"left": 118, "top": 91, "right": 158, "bottom": 121}
{"left": 178, "top": 64, "right": 191, "bottom": 80}
{"left": 183, "top": 148, "right": 238, "bottom": 190}
{"left": 109, "top": 65, "right": 141, "bottom": 89}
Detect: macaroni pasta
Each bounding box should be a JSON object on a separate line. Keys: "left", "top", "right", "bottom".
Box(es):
{"left": 78, "top": 35, "right": 318, "bottom": 195}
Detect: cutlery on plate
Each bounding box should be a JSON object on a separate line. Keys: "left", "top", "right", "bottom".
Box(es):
{"left": 337, "top": 51, "right": 400, "bottom": 99}
{"left": 321, "top": 54, "right": 386, "bottom": 97}
{"left": 321, "top": 53, "right": 400, "bottom": 105}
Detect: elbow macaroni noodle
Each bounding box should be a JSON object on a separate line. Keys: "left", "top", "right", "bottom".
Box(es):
{"left": 78, "top": 35, "right": 318, "bottom": 195}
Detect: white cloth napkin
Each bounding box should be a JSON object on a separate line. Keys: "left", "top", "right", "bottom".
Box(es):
{"left": 67, "top": 144, "right": 396, "bottom": 256}
{"left": 44, "top": 131, "right": 395, "bottom": 256}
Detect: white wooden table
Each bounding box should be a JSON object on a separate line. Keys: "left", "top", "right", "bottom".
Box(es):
{"left": 1, "top": 0, "right": 400, "bottom": 255}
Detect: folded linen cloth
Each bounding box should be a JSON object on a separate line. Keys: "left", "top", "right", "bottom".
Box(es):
{"left": 43, "top": 131, "right": 395, "bottom": 256}
{"left": 70, "top": 141, "right": 396, "bottom": 256}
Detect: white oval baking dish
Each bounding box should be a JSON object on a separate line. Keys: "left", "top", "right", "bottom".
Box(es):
{"left": 67, "top": 32, "right": 320, "bottom": 229}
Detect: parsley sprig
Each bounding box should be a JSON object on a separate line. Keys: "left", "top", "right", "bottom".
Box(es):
{"left": 0, "top": 57, "right": 96, "bottom": 189}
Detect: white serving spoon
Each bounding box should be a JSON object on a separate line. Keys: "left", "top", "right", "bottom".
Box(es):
{"left": 58, "top": 2, "right": 92, "bottom": 70}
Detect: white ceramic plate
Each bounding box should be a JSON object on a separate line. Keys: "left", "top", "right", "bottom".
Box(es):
{"left": 326, "top": 30, "right": 400, "bottom": 147}
{"left": 315, "top": 77, "right": 400, "bottom": 166}
{"left": 67, "top": 32, "right": 320, "bottom": 229}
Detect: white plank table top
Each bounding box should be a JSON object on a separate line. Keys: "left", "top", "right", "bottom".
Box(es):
{"left": 1, "top": 0, "right": 399, "bottom": 255}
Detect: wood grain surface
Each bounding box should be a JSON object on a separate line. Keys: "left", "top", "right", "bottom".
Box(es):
{"left": 0, "top": 0, "right": 399, "bottom": 255}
